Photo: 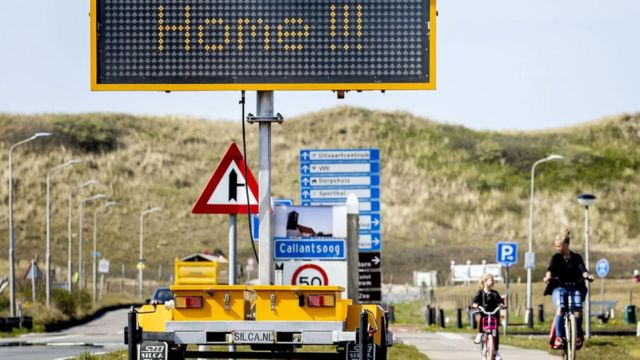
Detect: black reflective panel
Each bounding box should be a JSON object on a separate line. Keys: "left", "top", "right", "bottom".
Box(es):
{"left": 96, "top": 0, "right": 431, "bottom": 85}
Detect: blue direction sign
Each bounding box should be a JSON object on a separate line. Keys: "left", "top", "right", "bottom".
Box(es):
{"left": 274, "top": 239, "right": 346, "bottom": 260}
{"left": 300, "top": 149, "right": 381, "bottom": 252}
{"left": 496, "top": 242, "right": 518, "bottom": 266}
{"left": 596, "top": 258, "right": 609, "bottom": 278}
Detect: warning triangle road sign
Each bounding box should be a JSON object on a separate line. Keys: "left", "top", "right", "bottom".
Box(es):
{"left": 192, "top": 142, "right": 259, "bottom": 214}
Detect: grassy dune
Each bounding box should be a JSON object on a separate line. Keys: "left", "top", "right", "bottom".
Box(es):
{"left": 0, "top": 108, "right": 639, "bottom": 287}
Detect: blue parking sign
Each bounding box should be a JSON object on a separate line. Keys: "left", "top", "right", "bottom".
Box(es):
{"left": 496, "top": 242, "right": 518, "bottom": 266}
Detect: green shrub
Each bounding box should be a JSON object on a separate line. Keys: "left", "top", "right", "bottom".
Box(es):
{"left": 52, "top": 289, "right": 77, "bottom": 317}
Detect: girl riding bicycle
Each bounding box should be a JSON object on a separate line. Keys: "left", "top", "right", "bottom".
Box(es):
{"left": 472, "top": 273, "right": 505, "bottom": 360}
{"left": 543, "top": 229, "right": 593, "bottom": 350}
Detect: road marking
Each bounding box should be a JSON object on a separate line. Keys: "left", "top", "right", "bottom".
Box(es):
{"left": 30, "top": 334, "right": 74, "bottom": 343}
{"left": 436, "top": 332, "right": 466, "bottom": 340}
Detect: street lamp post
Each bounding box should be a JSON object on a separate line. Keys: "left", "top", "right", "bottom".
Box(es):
{"left": 92, "top": 201, "right": 117, "bottom": 303}
{"left": 68, "top": 180, "right": 98, "bottom": 291}
{"left": 46, "top": 159, "right": 81, "bottom": 308}
{"left": 525, "top": 154, "right": 564, "bottom": 328}
{"left": 79, "top": 194, "right": 107, "bottom": 290}
{"left": 139, "top": 207, "right": 161, "bottom": 299}
{"left": 578, "top": 193, "right": 596, "bottom": 339}
{"left": 7, "top": 132, "right": 52, "bottom": 316}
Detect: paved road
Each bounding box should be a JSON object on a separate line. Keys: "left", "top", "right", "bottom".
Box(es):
{"left": 393, "top": 326, "right": 560, "bottom": 360}
{"left": 0, "top": 309, "right": 128, "bottom": 360}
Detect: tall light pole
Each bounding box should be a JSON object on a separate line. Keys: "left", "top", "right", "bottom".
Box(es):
{"left": 7, "top": 132, "right": 52, "bottom": 316}
{"left": 45, "top": 159, "right": 81, "bottom": 308}
{"left": 68, "top": 180, "right": 98, "bottom": 291}
{"left": 525, "top": 154, "right": 564, "bottom": 328}
{"left": 578, "top": 193, "right": 596, "bottom": 339}
{"left": 139, "top": 207, "right": 161, "bottom": 299}
{"left": 79, "top": 194, "right": 107, "bottom": 290}
{"left": 92, "top": 201, "right": 117, "bottom": 303}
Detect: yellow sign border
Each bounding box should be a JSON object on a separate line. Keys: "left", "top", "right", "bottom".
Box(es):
{"left": 90, "top": 0, "right": 436, "bottom": 91}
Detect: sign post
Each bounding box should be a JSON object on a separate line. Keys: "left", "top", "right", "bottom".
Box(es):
{"left": 98, "top": 259, "right": 109, "bottom": 302}
{"left": 497, "top": 242, "right": 518, "bottom": 336}
{"left": 192, "top": 142, "right": 259, "bottom": 287}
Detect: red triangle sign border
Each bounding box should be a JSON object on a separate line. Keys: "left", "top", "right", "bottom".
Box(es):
{"left": 192, "top": 142, "right": 259, "bottom": 214}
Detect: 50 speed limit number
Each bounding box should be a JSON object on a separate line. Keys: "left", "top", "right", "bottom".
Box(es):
{"left": 290, "top": 264, "right": 329, "bottom": 286}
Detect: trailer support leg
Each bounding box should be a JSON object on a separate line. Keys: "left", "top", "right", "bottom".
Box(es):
{"left": 128, "top": 307, "right": 137, "bottom": 360}
{"left": 359, "top": 311, "right": 369, "bottom": 360}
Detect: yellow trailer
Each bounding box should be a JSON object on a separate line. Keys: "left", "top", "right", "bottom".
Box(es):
{"left": 128, "top": 260, "right": 391, "bottom": 359}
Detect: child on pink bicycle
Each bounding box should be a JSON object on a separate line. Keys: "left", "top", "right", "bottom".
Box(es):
{"left": 472, "top": 273, "right": 506, "bottom": 360}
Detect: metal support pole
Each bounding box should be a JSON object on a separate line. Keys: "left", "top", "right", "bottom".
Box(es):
{"left": 100, "top": 274, "right": 105, "bottom": 302}
{"left": 79, "top": 202, "right": 85, "bottom": 290}
{"left": 229, "top": 215, "right": 237, "bottom": 285}
{"left": 8, "top": 149, "right": 16, "bottom": 316}
{"left": 137, "top": 207, "right": 160, "bottom": 299}
{"left": 46, "top": 174, "right": 52, "bottom": 307}
{"left": 257, "top": 91, "right": 274, "bottom": 286}
{"left": 600, "top": 277, "right": 605, "bottom": 316}
{"left": 347, "top": 194, "right": 360, "bottom": 303}
{"left": 525, "top": 163, "right": 536, "bottom": 328}
{"left": 93, "top": 210, "right": 98, "bottom": 303}
{"left": 68, "top": 193, "right": 73, "bottom": 292}
{"left": 31, "top": 259, "right": 37, "bottom": 305}
{"left": 139, "top": 214, "right": 144, "bottom": 299}
{"left": 504, "top": 266, "right": 510, "bottom": 336}
{"left": 585, "top": 206, "right": 591, "bottom": 339}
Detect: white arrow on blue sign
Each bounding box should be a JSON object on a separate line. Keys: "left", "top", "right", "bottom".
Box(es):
{"left": 496, "top": 242, "right": 518, "bottom": 266}
{"left": 595, "top": 258, "right": 609, "bottom": 278}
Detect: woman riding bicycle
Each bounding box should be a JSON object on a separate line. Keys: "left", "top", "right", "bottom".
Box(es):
{"left": 543, "top": 229, "right": 593, "bottom": 350}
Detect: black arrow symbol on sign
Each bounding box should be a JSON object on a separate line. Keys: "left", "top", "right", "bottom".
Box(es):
{"left": 228, "top": 169, "right": 245, "bottom": 202}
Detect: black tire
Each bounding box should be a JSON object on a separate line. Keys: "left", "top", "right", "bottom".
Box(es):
{"left": 485, "top": 334, "right": 494, "bottom": 360}
{"left": 567, "top": 315, "right": 577, "bottom": 360}
{"left": 167, "top": 344, "right": 186, "bottom": 360}
{"left": 376, "top": 316, "right": 388, "bottom": 360}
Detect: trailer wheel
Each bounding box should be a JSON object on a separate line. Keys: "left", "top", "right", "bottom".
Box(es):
{"left": 167, "top": 344, "right": 186, "bottom": 360}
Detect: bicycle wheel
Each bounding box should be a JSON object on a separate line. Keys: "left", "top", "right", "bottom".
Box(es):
{"left": 567, "top": 314, "right": 577, "bottom": 360}
{"left": 485, "top": 334, "right": 494, "bottom": 360}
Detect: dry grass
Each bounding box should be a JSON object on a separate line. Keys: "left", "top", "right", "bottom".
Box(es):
{"left": 0, "top": 108, "right": 639, "bottom": 289}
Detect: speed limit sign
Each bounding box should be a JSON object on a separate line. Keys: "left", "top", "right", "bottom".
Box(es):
{"left": 291, "top": 264, "right": 329, "bottom": 286}
{"left": 276, "top": 261, "right": 348, "bottom": 290}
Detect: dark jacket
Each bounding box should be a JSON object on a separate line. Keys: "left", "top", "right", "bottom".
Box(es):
{"left": 543, "top": 251, "right": 588, "bottom": 297}
{"left": 472, "top": 289, "right": 504, "bottom": 312}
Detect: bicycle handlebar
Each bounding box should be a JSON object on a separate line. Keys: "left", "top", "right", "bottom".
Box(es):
{"left": 548, "top": 276, "right": 593, "bottom": 287}
{"left": 474, "top": 306, "right": 502, "bottom": 315}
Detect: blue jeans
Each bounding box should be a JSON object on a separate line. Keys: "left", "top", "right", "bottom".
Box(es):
{"left": 552, "top": 287, "right": 583, "bottom": 338}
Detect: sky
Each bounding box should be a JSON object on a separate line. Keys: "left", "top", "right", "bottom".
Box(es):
{"left": 0, "top": 1, "right": 639, "bottom": 131}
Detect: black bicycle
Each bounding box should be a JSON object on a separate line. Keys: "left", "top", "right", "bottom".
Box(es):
{"left": 548, "top": 277, "right": 593, "bottom": 360}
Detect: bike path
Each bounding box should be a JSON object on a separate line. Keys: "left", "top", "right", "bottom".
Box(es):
{"left": 393, "top": 326, "right": 560, "bottom": 360}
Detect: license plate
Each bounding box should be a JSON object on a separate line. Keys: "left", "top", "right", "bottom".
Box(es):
{"left": 231, "top": 330, "right": 275, "bottom": 344}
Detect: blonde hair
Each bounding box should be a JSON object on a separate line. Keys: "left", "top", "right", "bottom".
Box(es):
{"left": 478, "top": 273, "right": 494, "bottom": 289}
{"left": 556, "top": 229, "right": 571, "bottom": 245}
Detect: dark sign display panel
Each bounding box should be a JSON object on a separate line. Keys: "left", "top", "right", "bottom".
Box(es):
{"left": 91, "top": 0, "right": 436, "bottom": 90}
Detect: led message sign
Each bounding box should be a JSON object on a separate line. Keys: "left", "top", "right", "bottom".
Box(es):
{"left": 91, "top": 0, "right": 436, "bottom": 91}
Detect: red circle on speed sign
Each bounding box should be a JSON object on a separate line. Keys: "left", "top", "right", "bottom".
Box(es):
{"left": 290, "top": 264, "right": 329, "bottom": 286}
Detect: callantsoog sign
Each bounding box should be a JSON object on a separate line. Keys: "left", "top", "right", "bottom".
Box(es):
{"left": 91, "top": 0, "right": 436, "bottom": 91}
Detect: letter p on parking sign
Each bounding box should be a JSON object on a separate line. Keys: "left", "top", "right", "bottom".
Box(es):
{"left": 496, "top": 242, "right": 518, "bottom": 267}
